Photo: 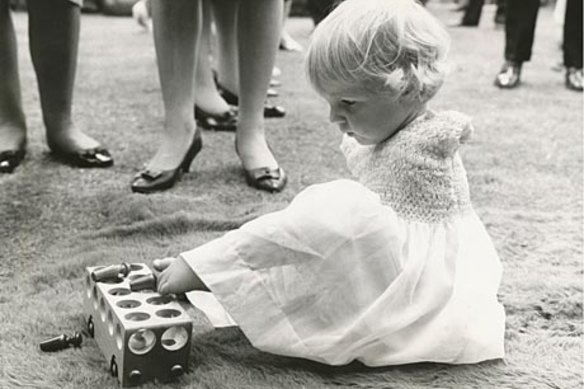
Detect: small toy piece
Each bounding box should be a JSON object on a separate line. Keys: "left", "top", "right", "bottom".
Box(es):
{"left": 92, "top": 263, "right": 131, "bottom": 283}
{"left": 40, "top": 332, "right": 82, "bottom": 352}
{"left": 84, "top": 263, "right": 193, "bottom": 387}
{"left": 129, "top": 274, "right": 157, "bottom": 292}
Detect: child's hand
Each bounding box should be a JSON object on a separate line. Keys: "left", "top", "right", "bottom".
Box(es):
{"left": 153, "top": 256, "right": 208, "bottom": 294}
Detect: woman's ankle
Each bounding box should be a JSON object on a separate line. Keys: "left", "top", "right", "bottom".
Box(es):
{"left": 0, "top": 122, "right": 27, "bottom": 150}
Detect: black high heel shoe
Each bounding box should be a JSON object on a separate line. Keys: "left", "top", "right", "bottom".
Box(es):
{"left": 51, "top": 146, "right": 113, "bottom": 168}
{"left": 194, "top": 105, "right": 238, "bottom": 132}
{"left": 131, "top": 131, "right": 203, "bottom": 194}
{"left": 216, "top": 84, "right": 286, "bottom": 119}
{"left": 235, "top": 140, "right": 287, "bottom": 193}
{"left": 0, "top": 148, "right": 26, "bottom": 173}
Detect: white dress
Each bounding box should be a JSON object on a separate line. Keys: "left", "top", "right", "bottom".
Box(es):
{"left": 182, "top": 110, "right": 505, "bottom": 366}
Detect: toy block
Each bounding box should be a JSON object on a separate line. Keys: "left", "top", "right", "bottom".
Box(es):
{"left": 84, "top": 263, "right": 193, "bottom": 387}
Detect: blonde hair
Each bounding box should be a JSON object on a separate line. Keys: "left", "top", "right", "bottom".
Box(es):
{"left": 306, "top": 0, "right": 450, "bottom": 102}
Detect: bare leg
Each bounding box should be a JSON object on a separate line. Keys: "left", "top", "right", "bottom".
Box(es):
{"left": 27, "top": 0, "right": 104, "bottom": 153}
{"left": 195, "top": 0, "right": 231, "bottom": 116}
{"left": 0, "top": 0, "right": 27, "bottom": 153}
{"left": 279, "top": 0, "right": 303, "bottom": 52}
{"left": 236, "top": 0, "right": 283, "bottom": 170}
{"left": 147, "top": 0, "right": 201, "bottom": 171}
{"left": 211, "top": 0, "right": 239, "bottom": 94}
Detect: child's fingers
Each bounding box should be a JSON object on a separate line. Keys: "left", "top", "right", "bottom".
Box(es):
{"left": 156, "top": 271, "right": 170, "bottom": 295}
{"left": 153, "top": 257, "right": 175, "bottom": 272}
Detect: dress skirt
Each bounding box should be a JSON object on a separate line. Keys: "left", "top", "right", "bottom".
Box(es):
{"left": 182, "top": 180, "right": 505, "bottom": 366}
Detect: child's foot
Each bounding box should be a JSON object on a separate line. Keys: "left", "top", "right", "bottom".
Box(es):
{"left": 153, "top": 256, "right": 208, "bottom": 294}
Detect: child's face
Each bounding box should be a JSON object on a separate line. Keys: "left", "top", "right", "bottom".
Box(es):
{"left": 322, "top": 83, "right": 421, "bottom": 145}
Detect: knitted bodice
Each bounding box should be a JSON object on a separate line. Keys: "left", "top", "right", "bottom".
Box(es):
{"left": 341, "top": 110, "right": 474, "bottom": 223}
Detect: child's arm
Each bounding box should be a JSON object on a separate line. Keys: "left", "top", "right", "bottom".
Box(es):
{"left": 153, "top": 256, "right": 209, "bottom": 295}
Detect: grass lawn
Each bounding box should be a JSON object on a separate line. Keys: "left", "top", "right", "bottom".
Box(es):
{"left": 0, "top": 3, "right": 582, "bottom": 388}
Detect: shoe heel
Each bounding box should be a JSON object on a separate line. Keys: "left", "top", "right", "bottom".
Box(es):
{"left": 181, "top": 132, "right": 203, "bottom": 173}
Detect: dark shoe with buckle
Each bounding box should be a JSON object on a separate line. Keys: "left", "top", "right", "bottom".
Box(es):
{"left": 494, "top": 62, "right": 522, "bottom": 89}
{"left": 235, "top": 140, "right": 287, "bottom": 193}
{"left": 566, "top": 67, "right": 583, "bottom": 92}
{"left": 216, "top": 84, "right": 286, "bottom": 119}
{"left": 131, "top": 131, "right": 202, "bottom": 194}
{"left": 0, "top": 147, "right": 26, "bottom": 173}
{"left": 194, "top": 105, "right": 238, "bottom": 132}
{"left": 51, "top": 146, "right": 114, "bottom": 168}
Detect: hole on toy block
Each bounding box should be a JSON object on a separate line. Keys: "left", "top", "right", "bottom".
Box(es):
{"left": 130, "top": 264, "right": 144, "bottom": 271}
{"left": 162, "top": 339, "right": 176, "bottom": 347}
{"left": 147, "top": 296, "right": 173, "bottom": 306}
{"left": 99, "top": 298, "right": 107, "bottom": 322}
{"left": 125, "top": 312, "right": 150, "bottom": 321}
{"left": 117, "top": 300, "right": 141, "bottom": 309}
{"left": 115, "top": 324, "right": 123, "bottom": 350}
{"left": 107, "top": 311, "right": 115, "bottom": 335}
{"left": 109, "top": 288, "right": 131, "bottom": 296}
{"left": 156, "top": 309, "right": 182, "bottom": 318}
{"left": 92, "top": 286, "right": 99, "bottom": 309}
{"left": 161, "top": 326, "right": 189, "bottom": 351}
{"left": 101, "top": 277, "right": 123, "bottom": 284}
{"left": 128, "top": 329, "right": 156, "bottom": 355}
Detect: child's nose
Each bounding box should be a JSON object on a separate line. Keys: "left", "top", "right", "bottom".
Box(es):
{"left": 329, "top": 106, "right": 343, "bottom": 123}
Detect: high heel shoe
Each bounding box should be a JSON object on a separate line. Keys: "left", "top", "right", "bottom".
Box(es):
{"left": 194, "top": 105, "right": 238, "bottom": 132}
{"left": 216, "top": 83, "right": 286, "bottom": 119}
{"left": 131, "top": 131, "right": 203, "bottom": 194}
{"left": 0, "top": 147, "right": 26, "bottom": 173}
{"left": 235, "top": 139, "right": 287, "bottom": 193}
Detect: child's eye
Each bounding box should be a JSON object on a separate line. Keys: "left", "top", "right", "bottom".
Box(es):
{"left": 341, "top": 99, "right": 356, "bottom": 106}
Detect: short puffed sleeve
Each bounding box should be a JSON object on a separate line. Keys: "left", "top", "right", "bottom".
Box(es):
{"left": 417, "top": 111, "right": 473, "bottom": 159}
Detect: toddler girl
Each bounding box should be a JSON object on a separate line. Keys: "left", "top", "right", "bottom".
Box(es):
{"left": 153, "top": 0, "right": 505, "bottom": 366}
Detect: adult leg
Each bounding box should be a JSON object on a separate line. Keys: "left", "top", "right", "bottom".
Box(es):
{"left": 0, "top": 0, "right": 27, "bottom": 173}
{"left": 210, "top": 0, "right": 239, "bottom": 96}
{"left": 495, "top": 0, "right": 539, "bottom": 88}
{"left": 195, "top": 0, "right": 233, "bottom": 117}
{"left": 306, "top": 0, "right": 336, "bottom": 26}
{"left": 27, "top": 0, "right": 112, "bottom": 166}
{"left": 503, "top": 0, "right": 539, "bottom": 64}
{"left": 279, "top": 0, "right": 303, "bottom": 52}
{"left": 494, "top": 0, "right": 505, "bottom": 26}
{"left": 236, "top": 0, "right": 284, "bottom": 182}
{"left": 132, "top": 0, "right": 202, "bottom": 192}
{"left": 146, "top": 0, "right": 201, "bottom": 171}
{"left": 563, "top": 0, "right": 583, "bottom": 90}
{"left": 461, "top": 0, "right": 484, "bottom": 26}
